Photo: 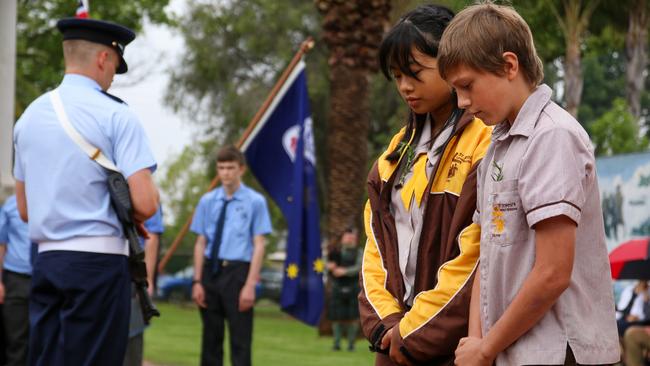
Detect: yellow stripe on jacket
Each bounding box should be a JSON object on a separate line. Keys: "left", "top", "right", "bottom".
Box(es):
{"left": 399, "top": 222, "right": 481, "bottom": 338}
{"left": 361, "top": 200, "right": 401, "bottom": 319}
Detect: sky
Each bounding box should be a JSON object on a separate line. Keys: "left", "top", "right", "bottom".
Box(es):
{"left": 111, "top": 0, "right": 192, "bottom": 179}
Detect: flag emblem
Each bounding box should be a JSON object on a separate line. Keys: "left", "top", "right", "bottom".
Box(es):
{"left": 75, "top": 0, "right": 89, "bottom": 18}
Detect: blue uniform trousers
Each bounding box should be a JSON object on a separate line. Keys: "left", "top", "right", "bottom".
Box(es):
{"left": 28, "top": 251, "right": 130, "bottom": 366}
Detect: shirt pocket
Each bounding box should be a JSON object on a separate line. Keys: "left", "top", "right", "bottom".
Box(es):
{"left": 232, "top": 205, "right": 250, "bottom": 238}
{"left": 487, "top": 179, "right": 528, "bottom": 247}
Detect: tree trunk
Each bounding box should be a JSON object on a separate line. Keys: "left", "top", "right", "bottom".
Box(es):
{"left": 316, "top": 0, "right": 390, "bottom": 335}
{"left": 546, "top": 0, "right": 600, "bottom": 118}
{"left": 565, "top": 32, "right": 583, "bottom": 117}
{"left": 625, "top": 0, "right": 648, "bottom": 120}
{"left": 326, "top": 64, "right": 370, "bottom": 245}
{"left": 316, "top": 0, "right": 391, "bottom": 244}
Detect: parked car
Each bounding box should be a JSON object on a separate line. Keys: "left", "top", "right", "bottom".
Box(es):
{"left": 257, "top": 267, "right": 283, "bottom": 303}
{"left": 157, "top": 266, "right": 193, "bottom": 302}
{"left": 156, "top": 265, "right": 284, "bottom": 303}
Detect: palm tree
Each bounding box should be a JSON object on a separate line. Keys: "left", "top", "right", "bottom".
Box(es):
{"left": 543, "top": 0, "right": 601, "bottom": 117}
{"left": 624, "top": 0, "right": 648, "bottom": 120}
{"left": 315, "top": 0, "right": 391, "bottom": 244}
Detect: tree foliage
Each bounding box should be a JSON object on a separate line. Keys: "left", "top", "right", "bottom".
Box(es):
{"left": 161, "top": 0, "right": 325, "bottom": 257}
{"left": 165, "top": 0, "right": 320, "bottom": 143}
{"left": 589, "top": 98, "right": 649, "bottom": 156}
{"left": 15, "top": 0, "right": 170, "bottom": 118}
{"left": 161, "top": 0, "right": 649, "bottom": 252}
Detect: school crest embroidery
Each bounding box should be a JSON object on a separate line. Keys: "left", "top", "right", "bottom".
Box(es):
{"left": 447, "top": 152, "right": 472, "bottom": 181}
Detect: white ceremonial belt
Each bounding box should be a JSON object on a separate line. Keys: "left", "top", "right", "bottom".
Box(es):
{"left": 38, "top": 236, "right": 128, "bottom": 256}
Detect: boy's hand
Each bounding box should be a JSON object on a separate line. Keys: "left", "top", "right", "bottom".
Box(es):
{"left": 238, "top": 282, "right": 256, "bottom": 312}
{"left": 192, "top": 282, "right": 207, "bottom": 308}
{"left": 455, "top": 337, "right": 494, "bottom": 366}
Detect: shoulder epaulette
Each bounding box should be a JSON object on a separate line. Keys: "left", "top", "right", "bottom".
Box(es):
{"left": 101, "top": 91, "right": 128, "bottom": 105}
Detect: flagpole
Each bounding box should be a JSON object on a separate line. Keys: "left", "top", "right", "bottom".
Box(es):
{"left": 158, "top": 37, "right": 315, "bottom": 273}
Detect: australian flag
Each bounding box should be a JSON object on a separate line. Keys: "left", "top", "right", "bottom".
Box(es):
{"left": 241, "top": 60, "right": 324, "bottom": 326}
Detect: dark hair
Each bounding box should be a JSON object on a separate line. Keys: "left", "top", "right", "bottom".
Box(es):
{"left": 216, "top": 145, "right": 246, "bottom": 166}
{"left": 378, "top": 4, "right": 458, "bottom": 162}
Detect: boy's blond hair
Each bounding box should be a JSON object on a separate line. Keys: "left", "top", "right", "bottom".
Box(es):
{"left": 438, "top": 3, "right": 543, "bottom": 86}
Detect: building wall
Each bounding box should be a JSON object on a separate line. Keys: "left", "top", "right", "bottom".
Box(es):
{"left": 597, "top": 151, "right": 650, "bottom": 252}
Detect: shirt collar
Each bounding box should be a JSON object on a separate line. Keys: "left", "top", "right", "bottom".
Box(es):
{"left": 215, "top": 183, "right": 247, "bottom": 202}
{"left": 61, "top": 73, "right": 102, "bottom": 91}
{"left": 493, "top": 84, "right": 552, "bottom": 142}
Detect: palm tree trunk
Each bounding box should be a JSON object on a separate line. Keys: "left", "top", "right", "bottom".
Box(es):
{"left": 625, "top": 0, "right": 648, "bottom": 120}
{"left": 326, "top": 63, "right": 370, "bottom": 244}
{"left": 546, "top": 0, "right": 600, "bottom": 118}
{"left": 316, "top": 0, "right": 391, "bottom": 243}
{"left": 565, "top": 32, "right": 583, "bottom": 117}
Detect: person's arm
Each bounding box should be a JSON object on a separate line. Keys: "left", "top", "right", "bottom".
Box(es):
{"left": 15, "top": 181, "right": 27, "bottom": 222}
{"left": 455, "top": 216, "right": 575, "bottom": 365}
{"left": 144, "top": 233, "right": 160, "bottom": 296}
{"left": 628, "top": 291, "right": 646, "bottom": 321}
{"left": 0, "top": 244, "right": 5, "bottom": 304}
{"left": 127, "top": 169, "right": 159, "bottom": 222}
{"left": 192, "top": 235, "right": 207, "bottom": 308}
{"left": 342, "top": 248, "right": 363, "bottom": 276}
{"left": 388, "top": 222, "right": 480, "bottom": 364}
{"left": 468, "top": 266, "right": 482, "bottom": 338}
{"left": 0, "top": 205, "right": 7, "bottom": 304}
{"left": 359, "top": 199, "right": 403, "bottom": 351}
{"left": 239, "top": 234, "right": 265, "bottom": 312}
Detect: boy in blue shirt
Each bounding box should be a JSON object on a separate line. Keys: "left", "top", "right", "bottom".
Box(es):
{"left": 191, "top": 146, "right": 272, "bottom": 366}
{"left": 0, "top": 195, "right": 31, "bottom": 366}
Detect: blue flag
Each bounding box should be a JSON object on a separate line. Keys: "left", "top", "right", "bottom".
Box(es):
{"left": 241, "top": 60, "right": 324, "bottom": 326}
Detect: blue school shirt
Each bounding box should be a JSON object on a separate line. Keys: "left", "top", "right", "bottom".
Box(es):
{"left": 13, "top": 74, "right": 157, "bottom": 243}
{"left": 190, "top": 183, "right": 272, "bottom": 262}
{"left": 0, "top": 196, "right": 32, "bottom": 275}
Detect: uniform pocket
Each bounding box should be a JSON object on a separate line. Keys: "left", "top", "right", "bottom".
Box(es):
{"left": 487, "top": 180, "right": 528, "bottom": 247}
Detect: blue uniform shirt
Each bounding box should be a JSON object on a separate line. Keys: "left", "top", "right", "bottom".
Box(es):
{"left": 190, "top": 183, "right": 272, "bottom": 262}
{"left": 138, "top": 206, "right": 164, "bottom": 249}
{"left": 0, "top": 196, "right": 32, "bottom": 275}
{"left": 13, "top": 74, "right": 157, "bottom": 242}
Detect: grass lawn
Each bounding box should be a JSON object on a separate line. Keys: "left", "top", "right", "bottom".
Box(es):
{"left": 144, "top": 301, "right": 375, "bottom": 366}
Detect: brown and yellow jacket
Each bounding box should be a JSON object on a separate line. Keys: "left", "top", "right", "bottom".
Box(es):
{"left": 359, "top": 113, "right": 491, "bottom": 365}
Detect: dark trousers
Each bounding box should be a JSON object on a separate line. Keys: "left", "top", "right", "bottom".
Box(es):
{"left": 123, "top": 286, "right": 145, "bottom": 366}
{"left": 200, "top": 261, "right": 252, "bottom": 366}
{"left": 28, "top": 251, "right": 131, "bottom": 366}
{"left": 2, "top": 270, "right": 31, "bottom": 366}
{"left": 123, "top": 333, "right": 143, "bottom": 366}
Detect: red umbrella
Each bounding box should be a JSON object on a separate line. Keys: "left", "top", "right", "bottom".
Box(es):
{"left": 609, "top": 238, "right": 650, "bottom": 280}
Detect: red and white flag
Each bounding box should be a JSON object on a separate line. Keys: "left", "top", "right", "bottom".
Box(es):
{"left": 75, "top": 0, "right": 89, "bottom": 18}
